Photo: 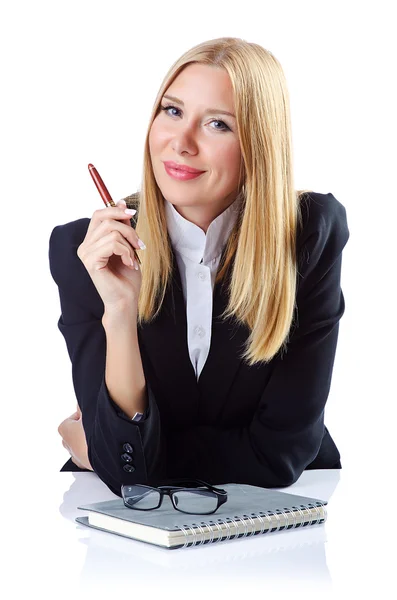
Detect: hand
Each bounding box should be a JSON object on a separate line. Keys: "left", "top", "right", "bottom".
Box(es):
{"left": 77, "top": 199, "right": 144, "bottom": 311}
{"left": 58, "top": 404, "right": 93, "bottom": 471}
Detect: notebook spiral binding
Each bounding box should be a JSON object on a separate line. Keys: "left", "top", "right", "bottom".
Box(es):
{"left": 178, "top": 501, "right": 326, "bottom": 549}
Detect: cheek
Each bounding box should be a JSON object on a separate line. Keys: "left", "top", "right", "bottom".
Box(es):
{"left": 216, "top": 144, "right": 241, "bottom": 177}
{"left": 149, "top": 119, "right": 169, "bottom": 152}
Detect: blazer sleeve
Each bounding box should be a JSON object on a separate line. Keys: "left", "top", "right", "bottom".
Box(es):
{"left": 49, "top": 219, "right": 166, "bottom": 497}
{"left": 165, "top": 193, "right": 350, "bottom": 488}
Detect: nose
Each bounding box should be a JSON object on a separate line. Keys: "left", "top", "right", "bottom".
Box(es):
{"left": 171, "top": 122, "right": 199, "bottom": 156}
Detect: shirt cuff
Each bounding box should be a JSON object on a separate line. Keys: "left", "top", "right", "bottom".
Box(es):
{"left": 116, "top": 405, "right": 150, "bottom": 423}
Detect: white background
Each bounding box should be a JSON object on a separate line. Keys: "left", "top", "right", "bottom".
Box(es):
{"left": 1, "top": 0, "right": 396, "bottom": 597}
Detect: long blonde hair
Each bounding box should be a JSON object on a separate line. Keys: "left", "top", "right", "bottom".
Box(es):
{"left": 125, "top": 37, "right": 311, "bottom": 365}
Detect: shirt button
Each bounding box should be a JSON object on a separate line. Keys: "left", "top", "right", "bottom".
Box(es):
{"left": 123, "top": 464, "right": 136, "bottom": 473}
{"left": 123, "top": 443, "right": 134, "bottom": 453}
{"left": 198, "top": 271, "right": 206, "bottom": 281}
{"left": 194, "top": 326, "right": 205, "bottom": 338}
{"left": 121, "top": 453, "right": 133, "bottom": 463}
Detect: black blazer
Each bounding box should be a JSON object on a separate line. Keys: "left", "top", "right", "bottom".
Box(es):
{"left": 49, "top": 191, "right": 349, "bottom": 498}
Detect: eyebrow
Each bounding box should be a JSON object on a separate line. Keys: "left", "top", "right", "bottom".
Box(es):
{"left": 162, "top": 94, "right": 236, "bottom": 119}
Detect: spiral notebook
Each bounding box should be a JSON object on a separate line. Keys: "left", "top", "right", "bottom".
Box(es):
{"left": 76, "top": 483, "right": 327, "bottom": 550}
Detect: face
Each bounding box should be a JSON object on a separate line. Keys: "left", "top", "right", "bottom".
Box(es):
{"left": 148, "top": 63, "right": 242, "bottom": 232}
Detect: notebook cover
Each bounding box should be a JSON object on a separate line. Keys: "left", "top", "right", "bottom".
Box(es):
{"left": 77, "top": 483, "right": 327, "bottom": 533}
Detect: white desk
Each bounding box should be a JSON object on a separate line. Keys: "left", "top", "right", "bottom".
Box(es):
{"left": 4, "top": 468, "right": 393, "bottom": 600}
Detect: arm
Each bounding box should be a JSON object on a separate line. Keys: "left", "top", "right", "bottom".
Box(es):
{"left": 102, "top": 307, "right": 148, "bottom": 420}
{"left": 166, "top": 195, "right": 350, "bottom": 487}
{"left": 57, "top": 311, "right": 149, "bottom": 470}
{"left": 49, "top": 219, "right": 166, "bottom": 496}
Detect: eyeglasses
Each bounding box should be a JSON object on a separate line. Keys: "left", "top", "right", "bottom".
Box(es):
{"left": 121, "top": 478, "right": 228, "bottom": 515}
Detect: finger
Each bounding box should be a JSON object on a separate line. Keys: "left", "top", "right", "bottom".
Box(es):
{"left": 71, "top": 456, "right": 86, "bottom": 469}
{"left": 93, "top": 230, "right": 139, "bottom": 259}
{"left": 87, "top": 219, "right": 142, "bottom": 251}
{"left": 58, "top": 419, "right": 67, "bottom": 436}
{"left": 85, "top": 238, "right": 138, "bottom": 272}
{"left": 86, "top": 205, "right": 137, "bottom": 237}
{"left": 58, "top": 413, "right": 79, "bottom": 440}
{"left": 80, "top": 231, "right": 137, "bottom": 272}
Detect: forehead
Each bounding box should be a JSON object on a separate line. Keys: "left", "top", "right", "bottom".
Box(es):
{"left": 165, "top": 63, "right": 234, "bottom": 107}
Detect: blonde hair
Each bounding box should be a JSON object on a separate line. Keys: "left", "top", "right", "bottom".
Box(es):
{"left": 125, "top": 37, "right": 312, "bottom": 365}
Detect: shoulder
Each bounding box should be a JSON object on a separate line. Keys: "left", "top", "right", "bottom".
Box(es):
{"left": 49, "top": 218, "right": 90, "bottom": 279}
{"left": 49, "top": 218, "right": 103, "bottom": 312}
{"left": 297, "top": 191, "right": 350, "bottom": 259}
{"left": 49, "top": 217, "right": 91, "bottom": 250}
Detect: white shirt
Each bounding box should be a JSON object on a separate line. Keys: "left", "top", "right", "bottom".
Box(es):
{"left": 164, "top": 196, "right": 243, "bottom": 381}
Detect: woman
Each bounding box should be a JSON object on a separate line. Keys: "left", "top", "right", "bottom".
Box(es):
{"left": 49, "top": 37, "right": 349, "bottom": 498}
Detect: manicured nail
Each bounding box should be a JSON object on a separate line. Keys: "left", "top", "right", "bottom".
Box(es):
{"left": 125, "top": 208, "right": 137, "bottom": 215}
{"left": 138, "top": 239, "right": 146, "bottom": 249}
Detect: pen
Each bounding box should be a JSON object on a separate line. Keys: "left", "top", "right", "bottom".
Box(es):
{"left": 88, "top": 163, "right": 141, "bottom": 265}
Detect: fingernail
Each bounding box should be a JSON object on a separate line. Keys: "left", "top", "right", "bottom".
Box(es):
{"left": 118, "top": 199, "right": 127, "bottom": 206}
{"left": 125, "top": 208, "right": 137, "bottom": 215}
{"left": 138, "top": 239, "right": 146, "bottom": 249}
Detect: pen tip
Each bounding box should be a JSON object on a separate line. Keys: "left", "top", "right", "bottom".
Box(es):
{"left": 88, "top": 163, "right": 94, "bottom": 170}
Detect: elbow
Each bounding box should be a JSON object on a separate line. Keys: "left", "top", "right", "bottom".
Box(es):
{"left": 273, "top": 470, "right": 301, "bottom": 488}
{"left": 260, "top": 454, "right": 306, "bottom": 488}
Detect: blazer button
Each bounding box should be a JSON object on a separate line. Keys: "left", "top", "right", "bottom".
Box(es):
{"left": 121, "top": 453, "right": 133, "bottom": 463}
{"left": 123, "top": 443, "right": 134, "bottom": 453}
{"left": 123, "top": 464, "right": 135, "bottom": 473}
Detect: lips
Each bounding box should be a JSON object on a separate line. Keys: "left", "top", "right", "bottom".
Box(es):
{"left": 163, "top": 161, "right": 205, "bottom": 174}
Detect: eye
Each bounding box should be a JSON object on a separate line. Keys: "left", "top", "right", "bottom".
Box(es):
{"left": 160, "top": 104, "right": 231, "bottom": 132}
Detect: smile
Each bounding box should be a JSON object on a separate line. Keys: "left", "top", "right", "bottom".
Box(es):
{"left": 164, "top": 163, "right": 205, "bottom": 181}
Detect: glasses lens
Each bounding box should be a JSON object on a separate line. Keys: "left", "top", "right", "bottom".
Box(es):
{"left": 173, "top": 489, "right": 218, "bottom": 514}
{"left": 123, "top": 485, "right": 160, "bottom": 509}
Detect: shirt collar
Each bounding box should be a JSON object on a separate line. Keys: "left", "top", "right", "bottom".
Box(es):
{"left": 164, "top": 195, "right": 243, "bottom": 264}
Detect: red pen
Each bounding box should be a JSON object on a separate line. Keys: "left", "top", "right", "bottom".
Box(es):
{"left": 88, "top": 163, "right": 141, "bottom": 264}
